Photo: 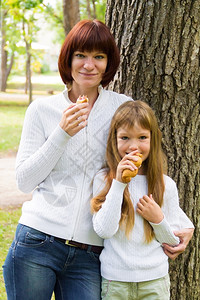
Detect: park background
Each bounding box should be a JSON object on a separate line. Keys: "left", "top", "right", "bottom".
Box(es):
{"left": 0, "top": 0, "right": 199, "bottom": 299}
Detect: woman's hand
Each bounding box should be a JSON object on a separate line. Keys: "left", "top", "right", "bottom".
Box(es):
{"left": 137, "top": 194, "right": 164, "bottom": 223}
{"left": 162, "top": 228, "right": 194, "bottom": 260}
{"left": 59, "top": 103, "right": 89, "bottom": 136}
{"left": 116, "top": 151, "right": 140, "bottom": 183}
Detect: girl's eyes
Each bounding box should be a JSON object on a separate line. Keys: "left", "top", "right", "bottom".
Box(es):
{"left": 121, "top": 136, "right": 129, "bottom": 140}
{"left": 139, "top": 136, "right": 147, "bottom": 140}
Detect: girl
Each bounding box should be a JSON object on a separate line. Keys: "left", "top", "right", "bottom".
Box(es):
{"left": 91, "top": 100, "right": 194, "bottom": 300}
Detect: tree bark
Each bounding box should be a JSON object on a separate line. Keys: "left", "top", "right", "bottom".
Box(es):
{"left": 0, "top": 9, "right": 13, "bottom": 92}
{"left": 0, "top": 26, "right": 8, "bottom": 92}
{"left": 62, "top": 0, "right": 80, "bottom": 35}
{"left": 106, "top": 0, "right": 200, "bottom": 299}
{"left": 23, "top": 19, "right": 32, "bottom": 103}
{"left": 86, "top": 0, "right": 92, "bottom": 19}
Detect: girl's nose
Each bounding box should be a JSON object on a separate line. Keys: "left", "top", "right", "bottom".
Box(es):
{"left": 129, "top": 143, "right": 138, "bottom": 151}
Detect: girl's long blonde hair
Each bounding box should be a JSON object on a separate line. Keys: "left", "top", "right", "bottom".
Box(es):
{"left": 91, "top": 100, "right": 165, "bottom": 242}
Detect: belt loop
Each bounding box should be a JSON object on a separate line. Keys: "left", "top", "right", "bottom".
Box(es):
{"left": 49, "top": 236, "right": 54, "bottom": 243}
{"left": 87, "top": 245, "right": 92, "bottom": 253}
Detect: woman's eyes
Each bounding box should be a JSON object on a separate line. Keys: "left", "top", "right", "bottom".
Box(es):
{"left": 95, "top": 55, "right": 105, "bottom": 59}
{"left": 75, "top": 53, "right": 85, "bottom": 58}
{"left": 74, "top": 53, "right": 105, "bottom": 59}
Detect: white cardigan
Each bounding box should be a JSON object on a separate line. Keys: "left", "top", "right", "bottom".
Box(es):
{"left": 92, "top": 170, "right": 194, "bottom": 282}
{"left": 16, "top": 87, "right": 131, "bottom": 245}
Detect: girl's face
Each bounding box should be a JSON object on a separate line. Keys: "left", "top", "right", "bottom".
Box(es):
{"left": 71, "top": 50, "right": 108, "bottom": 90}
{"left": 117, "top": 122, "right": 151, "bottom": 164}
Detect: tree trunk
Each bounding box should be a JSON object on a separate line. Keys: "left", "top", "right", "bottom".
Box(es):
{"left": 106, "top": 0, "right": 200, "bottom": 299}
{"left": 91, "top": 0, "right": 97, "bottom": 18}
{"left": 22, "top": 18, "right": 32, "bottom": 103}
{"left": 27, "top": 51, "right": 32, "bottom": 104}
{"left": 0, "top": 10, "right": 8, "bottom": 92}
{"left": 62, "top": 0, "right": 80, "bottom": 35}
{"left": 86, "top": 0, "right": 92, "bottom": 19}
{"left": 0, "top": 27, "right": 8, "bottom": 92}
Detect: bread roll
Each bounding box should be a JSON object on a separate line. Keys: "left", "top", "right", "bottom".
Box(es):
{"left": 76, "top": 95, "right": 89, "bottom": 104}
{"left": 122, "top": 153, "right": 143, "bottom": 183}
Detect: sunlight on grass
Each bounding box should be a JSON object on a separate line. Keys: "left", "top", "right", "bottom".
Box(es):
{"left": 0, "top": 106, "right": 27, "bottom": 155}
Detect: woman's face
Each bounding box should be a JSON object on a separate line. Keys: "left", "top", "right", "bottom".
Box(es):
{"left": 71, "top": 50, "right": 108, "bottom": 89}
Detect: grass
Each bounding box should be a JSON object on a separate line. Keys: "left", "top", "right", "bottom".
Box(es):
{"left": 0, "top": 105, "right": 27, "bottom": 155}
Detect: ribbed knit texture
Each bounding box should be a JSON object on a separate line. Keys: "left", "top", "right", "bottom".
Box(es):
{"left": 16, "top": 87, "right": 132, "bottom": 245}
{"left": 92, "top": 170, "right": 194, "bottom": 282}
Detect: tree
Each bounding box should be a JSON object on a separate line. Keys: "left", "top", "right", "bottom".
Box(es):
{"left": 7, "top": 0, "right": 44, "bottom": 103}
{"left": 0, "top": 1, "right": 19, "bottom": 91}
{"left": 106, "top": 0, "right": 200, "bottom": 299}
{"left": 62, "top": 0, "right": 80, "bottom": 35}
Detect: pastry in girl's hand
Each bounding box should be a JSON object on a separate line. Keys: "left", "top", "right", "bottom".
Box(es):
{"left": 76, "top": 95, "right": 89, "bottom": 104}
{"left": 122, "top": 153, "right": 143, "bottom": 183}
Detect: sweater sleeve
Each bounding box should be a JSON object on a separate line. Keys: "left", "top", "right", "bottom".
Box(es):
{"left": 92, "top": 173, "right": 127, "bottom": 239}
{"left": 149, "top": 217, "right": 180, "bottom": 246}
{"left": 16, "top": 100, "right": 71, "bottom": 193}
{"left": 150, "top": 176, "right": 194, "bottom": 245}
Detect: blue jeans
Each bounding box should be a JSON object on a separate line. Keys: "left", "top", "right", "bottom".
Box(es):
{"left": 3, "top": 224, "right": 101, "bottom": 300}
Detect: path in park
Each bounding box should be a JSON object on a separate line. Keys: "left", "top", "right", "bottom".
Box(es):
{"left": 0, "top": 155, "right": 31, "bottom": 209}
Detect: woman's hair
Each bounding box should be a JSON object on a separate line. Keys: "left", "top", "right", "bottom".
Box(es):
{"left": 91, "top": 100, "right": 165, "bottom": 242}
{"left": 58, "top": 19, "right": 120, "bottom": 87}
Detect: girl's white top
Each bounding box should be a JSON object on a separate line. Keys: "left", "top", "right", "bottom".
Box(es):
{"left": 92, "top": 170, "right": 194, "bottom": 282}
{"left": 16, "top": 87, "right": 131, "bottom": 246}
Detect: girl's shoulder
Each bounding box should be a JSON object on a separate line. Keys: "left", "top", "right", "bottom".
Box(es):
{"left": 94, "top": 168, "right": 108, "bottom": 181}
{"left": 163, "top": 174, "right": 178, "bottom": 193}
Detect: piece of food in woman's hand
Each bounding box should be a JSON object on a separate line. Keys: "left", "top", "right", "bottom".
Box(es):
{"left": 76, "top": 95, "right": 89, "bottom": 104}
{"left": 122, "top": 153, "right": 143, "bottom": 183}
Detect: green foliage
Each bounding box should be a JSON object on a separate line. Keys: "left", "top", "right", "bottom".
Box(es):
{"left": 95, "top": 0, "right": 106, "bottom": 21}
{"left": 80, "top": 0, "right": 106, "bottom": 22}
{"left": 42, "top": 0, "right": 65, "bottom": 44}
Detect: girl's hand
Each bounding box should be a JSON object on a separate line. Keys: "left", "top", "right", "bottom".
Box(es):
{"left": 59, "top": 103, "right": 89, "bottom": 136}
{"left": 162, "top": 228, "right": 194, "bottom": 260}
{"left": 136, "top": 194, "right": 164, "bottom": 223}
{"left": 116, "top": 151, "right": 140, "bottom": 183}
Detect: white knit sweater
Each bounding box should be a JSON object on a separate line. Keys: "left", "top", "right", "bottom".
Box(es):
{"left": 16, "top": 87, "right": 131, "bottom": 245}
{"left": 92, "top": 170, "right": 194, "bottom": 282}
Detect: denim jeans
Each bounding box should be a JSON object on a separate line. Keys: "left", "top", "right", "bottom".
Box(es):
{"left": 3, "top": 224, "right": 101, "bottom": 300}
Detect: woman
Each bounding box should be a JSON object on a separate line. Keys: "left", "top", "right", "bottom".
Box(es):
{"left": 3, "top": 20, "right": 193, "bottom": 300}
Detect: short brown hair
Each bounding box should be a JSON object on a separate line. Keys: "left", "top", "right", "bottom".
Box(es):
{"left": 58, "top": 19, "right": 120, "bottom": 87}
